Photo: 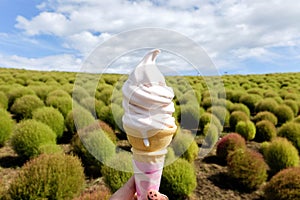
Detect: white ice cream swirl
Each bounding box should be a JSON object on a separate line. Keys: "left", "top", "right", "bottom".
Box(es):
{"left": 122, "top": 49, "right": 176, "bottom": 141}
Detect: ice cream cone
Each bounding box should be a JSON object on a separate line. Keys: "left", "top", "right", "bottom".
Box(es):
{"left": 122, "top": 49, "right": 177, "bottom": 200}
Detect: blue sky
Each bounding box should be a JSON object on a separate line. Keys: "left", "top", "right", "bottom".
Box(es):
{"left": 0, "top": 0, "right": 299, "bottom": 75}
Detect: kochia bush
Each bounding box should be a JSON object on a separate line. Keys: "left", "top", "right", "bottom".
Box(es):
{"left": 11, "top": 119, "right": 56, "bottom": 159}
{"left": 172, "top": 132, "right": 199, "bottom": 163}
{"left": 216, "top": 133, "right": 246, "bottom": 161}
{"left": 255, "top": 98, "right": 278, "bottom": 114}
{"left": 235, "top": 120, "right": 256, "bottom": 140}
{"left": 263, "top": 137, "right": 299, "bottom": 176}
{"left": 274, "top": 104, "right": 294, "bottom": 125}
{"left": 264, "top": 167, "right": 300, "bottom": 200}
{"left": 0, "top": 108, "right": 14, "bottom": 147}
{"left": 8, "top": 153, "right": 85, "bottom": 200}
{"left": 101, "top": 152, "right": 133, "bottom": 192}
{"left": 254, "top": 120, "right": 276, "bottom": 142}
{"left": 160, "top": 158, "right": 197, "bottom": 199}
{"left": 230, "top": 103, "right": 251, "bottom": 117}
{"left": 10, "top": 95, "right": 44, "bottom": 120}
{"left": 229, "top": 111, "right": 249, "bottom": 131}
{"left": 0, "top": 91, "right": 8, "bottom": 109}
{"left": 278, "top": 122, "right": 300, "bottom": 152}
{"left": 227, "top": 148, "right": 268, "bottom": 191}
{"left": 32, "top": 107, "right": 64, "bottom": 139}
{"left": 252, "top": 111, "right": 278, "bottom": 125}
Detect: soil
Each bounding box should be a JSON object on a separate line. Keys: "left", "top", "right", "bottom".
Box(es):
{"left": 0, "top": 141, "right": 266, "bottom": 200}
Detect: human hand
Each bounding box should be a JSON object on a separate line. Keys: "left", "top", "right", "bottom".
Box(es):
{"left": 109, "top": 177, "right": 168, "bottom": 200}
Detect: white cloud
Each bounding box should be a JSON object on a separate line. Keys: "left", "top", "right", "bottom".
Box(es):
{"left": 6, "top": 0, "right": 300, "bottom": 73}
{"left": 0, "top": 53, "right": 81, "bottom": 71}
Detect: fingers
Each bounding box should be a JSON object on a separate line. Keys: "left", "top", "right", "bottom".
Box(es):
{"left": 147, "top": 190, "right": 168, "bottom": 200}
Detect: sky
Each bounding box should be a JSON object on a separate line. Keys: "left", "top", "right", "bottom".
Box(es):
{"left": 0, "top": 0, "right": 300, "bottom": 75}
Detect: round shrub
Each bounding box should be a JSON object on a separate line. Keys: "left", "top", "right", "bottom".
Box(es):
{"left": 101, "top": 152, "right": 133, "bottom": 192}
{"left": 227, "top": 148, "right": 268, "bottom": 191}
{"left": 284, "top": 99, "right": 299, "bottom": 116}
{"left": 46, "top": 96, "right": 73, "bottom": 117}
{"left": 254, "top": 120, "right": 276, "bottom": 142}
{"left": 252, "top": 111, "right": 278, "bottom": 125}
{"left": 229, "top": 111, "right": 249, "bottom": 131}
{"left": 239, "top": 94, "right": 262, "bottom": 114}
{"left": 255, "top": 98, "right": 278, "bottom": 114}
{"left": 72, "top": 125, "right": 116, "bottom": 177}
{"left": 294, "top": 115, "right": 300, "bottom": 123}
{"left": 160, "top": 158, "right": 197, "bottom": 199}
{"left": 0, "top": 108, "right": 14, "bottom": 147}
{"left": 0, "top": 91, "right": 8, "bottom": 109}
{"left": 47, "top": 89, "right": 70, "bottom": 99}
{"left": 11, "top": 119, "right": 56, "bottom": 159}
{"left": 230, "top": 103, "right": 250, "bottom": 117}
{"left": 278, "top": 122, "right": 300, "bottom": 152}
{"left": 172, "top": 132, "right": 199, "bottom": 163}
{"left": 263, "top": 137, "right": 299, "bottom": 175}
{"left": 28, "top": 85, "right": 55, "bottom": 101}
{"left": 65, "top": 106, "right": 95, "bottom": 137}
{"left": 7, "top": 87, "right": 35, "bottom": 108}
{"left": 180, "top": 103, "right": 200, "bottom": 130}
{"left": 216, "top": 133, "right": 246, "bottom": 161}
{"left": 97, "top": 87, "right": 113, "bottom": 105}
{"left": 235, "top": 120, "right": 256, "bottom": 140}
{"left": 264, "top": 167, "right": 300, "bottom": 200}
{"left": 32, "top": 107, "right": 64, "bottom": 139}
{"left": 10, "top": 95, "right": 44, "bottom": 120}
{"left": 8, "top": 153, "right": 85, "bottom": 200}
{"left": 274, "top": 104, "right": 294, "bottom": 125}
{"left": 72, "top": 86, "right": 90, "bottom": 102}
{"left": 199, "top": 112, "right": 222, "bottom": 133}
{"left": 203, "top": 123, "right": 219, "bottom": 147}
{"left": 80, "top": 97, "right": 105, "bottom": 117}
{"left": 207, "top": 106, "right": 230, "bottom": 127}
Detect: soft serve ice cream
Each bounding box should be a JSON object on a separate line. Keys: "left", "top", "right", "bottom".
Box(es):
{"left": 122, "top": 49, "right": 177, "bottom": 200}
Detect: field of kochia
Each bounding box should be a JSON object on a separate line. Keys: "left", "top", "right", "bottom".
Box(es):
{"left": 0, "top": 67, "right": 300, "bottom": 200}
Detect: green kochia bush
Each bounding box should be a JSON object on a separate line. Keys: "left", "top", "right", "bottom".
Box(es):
{"left": 278, "top": 122, "right": 300, "bottom": 152}
{"left": 160, "top": 158, "right": 197, "bottom": 199}
{"left": 72, "top": 127, "right": 116, "bottom": 176}
{"left": 254, "top": 120, "right": 276, "bottom": 142}
{"left": 239, "top": 94, "right": 262, "bottom": 114}
{"left": 263, "top": 137, "right": 299, "bottom": 176}
{"left": 32, "top": 107, "right": 65, "bottom": 139}
{"left": 203, "top": 124, "right": 219, "bottom": 147}
{"left": 0, "top": 91, "right": 8, "bottom": 109}
{"left": 10, "top": 95, "right": 44, "bottom": 120}
{"left": 274, "top": 104, "right": 294, "bottom": 125}
{"left": 229, "top": 111, "right": 249, "bottom": 131}
{"left": 11, "top": 119, "right": 56, "bottom": 159}
{"left": 171, "top": 132, "right": 199, "bottom": 163}
{"left": 180, "top": 103, "right": 200, "bottom": 130}
{"left": 7, "top": 87, "right": 35, "bottom": 108}
{"left": 252, "top": 111, "right": 278, "bottom": 125}
{"left": 0, "top": 108, "right": 14, "bottom": 147}
{"left": 227, "top": 148, "right": 268, "bottom": 191}
{"left": 65, "top": 106, "right": 95, "bottom": 137}
{"left": 8, "top": 153, "right": 85, "bottom": 200}
{"left": 284, "top": 99, "right": 299, "bottom": 116}
{"left": 255, "top": 98, "right": 278, "bottom": 114}
{"left": 230, "top": 103, "right": 251, "bottom": 117}
{"left": 235, "top": 120, "right": 256, "bottom": 140}
{"left": 264, "top": 167, "right": 300, "bottom": 200}
{"left": 207, "top": 106, "right": 230, "bottom": 127}
{"left": 216, "top": 133, "right": 246, "bottom": 161}
{"left": 199, "top": 112, "right": 222, "bottom": 133}
{"left": 46, "top": 96, "right": 73, "bottom": 117}
{"left": 101, "top": 152, "right": 133, "bottom": 192}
